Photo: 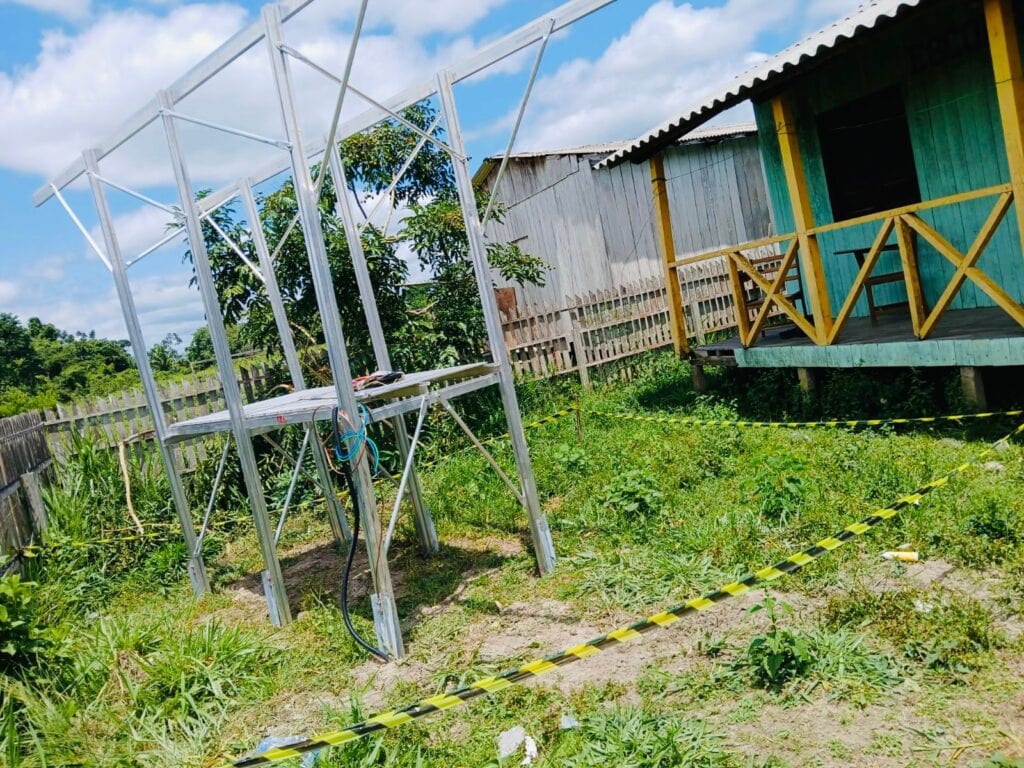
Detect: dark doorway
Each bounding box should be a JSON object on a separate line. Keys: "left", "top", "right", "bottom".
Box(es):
{"left": 816, "top": 86, "right": 921, "bottom": 221}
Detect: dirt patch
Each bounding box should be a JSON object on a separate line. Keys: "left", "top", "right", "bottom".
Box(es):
{"left": 723, "top": 698, "right": 939, "bottom": 768}
{"left": 223, "top": 540, "right": 410, "bottom": 618}
{"left": 348, "top": 589, "right": 825, "bottom": 711}
{"left": 443, "top": 533, "right": 525, "bottom": 559}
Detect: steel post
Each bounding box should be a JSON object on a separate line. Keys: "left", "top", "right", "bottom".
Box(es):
{"left": 436, "top": 72, "right": 556, "bottom": 575}
{"left": 327, "top": 145, "right": 438, "bottom": 555}
{"left": 81, "top": 149, "right": 210, "bottom": 597}
{"left": 157, "top": 91, "right": 292, "bottom": 626}
{"left": 264, "top": 5, "right": 403, "bottom": 657}
{"left": 238, "top": 179, "right": 351, "bottom": 545}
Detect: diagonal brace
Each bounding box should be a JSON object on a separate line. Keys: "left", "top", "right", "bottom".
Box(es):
{"left": 903, "top": 197, "right": 1024, "bottom": 332}
{"left": 744, "top": 239, "right": 799, "bottom": 344}
{"left": 382, "top": 394, "right": 430, "bottom": 554}
{"left": 729, "top": 249, "right": 817, "bottom": 342}
{"left": 439, "top": 397, "right": 525, "bottom": 507}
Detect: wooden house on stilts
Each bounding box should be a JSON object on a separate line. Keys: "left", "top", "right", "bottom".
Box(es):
{"left": 599, "top": 0, "right": 1024, "bottom": 405}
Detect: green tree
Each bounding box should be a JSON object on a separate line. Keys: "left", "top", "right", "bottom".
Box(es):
{"left": 0, "top": 313, "right": 40, "bottom": 390}
{"left": 187, "top": 102, "right": 546, "bottom": 376}
{"left": 147, "top": 333, "right": 183, "bottom": 374}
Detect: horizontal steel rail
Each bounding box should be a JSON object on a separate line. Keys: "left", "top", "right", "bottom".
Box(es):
{"left": 33, "top": 0, "right": 314, "bottom": 206}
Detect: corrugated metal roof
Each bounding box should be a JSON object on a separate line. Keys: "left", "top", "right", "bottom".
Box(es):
{"left": 475, "top": 123, "right": 757, "bottom": 185}
{"left": 596, "top": 0, "right": 927, "bottom": 169}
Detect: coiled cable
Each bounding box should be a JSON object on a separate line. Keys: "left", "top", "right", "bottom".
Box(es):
{"left": 332, "top": 406, "right": 389, "bottom": 662}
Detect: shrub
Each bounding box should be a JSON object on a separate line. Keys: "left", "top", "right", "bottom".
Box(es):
{"left": 747, "top": 455, "right": 807, "bottom": 523}
{"left": 551, "top": 443, "right": 590, "bottom": 475}
{"left": 825, "top": 589, "right": 1003, "bottom": 677}
{"left": 564, "top": 707, "right": 734, "bottom": 768}
{"left": 600, "top": 470, "right": 665, "bottom": 522}
{"left": 0, "top": 574, "right": 50, "bottom": 675}
{"left": 739, "top": 596, "right": 812, "bottom": 691}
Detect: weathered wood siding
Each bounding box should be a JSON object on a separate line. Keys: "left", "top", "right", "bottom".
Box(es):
{"left": 481, "top": 135, "right": 772, "bottom": 313}
{"left": 0, "top": 412, "right": 51, "bottom": 553}
{"left": 753, "top": 0, "right": 1024, "bottom": 320}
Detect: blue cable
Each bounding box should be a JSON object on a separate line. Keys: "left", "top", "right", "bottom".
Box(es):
{"left": 332, "top": 405, "right": 380, "bottom": 476}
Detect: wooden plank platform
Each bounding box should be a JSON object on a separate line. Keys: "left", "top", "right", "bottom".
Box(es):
{"left": 163, "top": 363, "right": 499, "bottom": 444}
{"left": 694, "top": 307, "right": 1024, "bottom": 368}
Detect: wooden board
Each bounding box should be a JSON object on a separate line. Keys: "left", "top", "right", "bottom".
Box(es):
{"left": 163, "top": 364, "right": 499, "bottom": 443}
{"left": 696, "top": 306, "right": 1024, "bottom": 368}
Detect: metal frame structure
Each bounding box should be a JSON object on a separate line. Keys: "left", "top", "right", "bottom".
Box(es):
{"left": 35, "top": 0, "right": 616, "bottom": 658}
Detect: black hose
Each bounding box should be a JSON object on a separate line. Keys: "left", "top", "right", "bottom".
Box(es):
{"left": 332, "top": 410, "right": 390, "bottom": 662}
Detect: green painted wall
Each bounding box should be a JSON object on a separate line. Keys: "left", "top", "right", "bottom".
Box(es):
{"left": 752, "top": 0, "right": 1024, "bottom": 322}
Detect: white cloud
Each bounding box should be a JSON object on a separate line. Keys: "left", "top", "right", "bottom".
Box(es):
{"left": 0, "top": 4, "right": 248, "bottom": 182}
{"left": 0, "top": 279, "right": 19, "bottom": 304}
{"left": 86, "top": 205, "right": 182, "bottom": 263}
{"left": 804, "top": 0, "right": 865, "bottom": 26}
{"left": 0, "top": 0, "right": 533, "bottom": 192}
{"left": 1, "top": 269, "right": 203, "bottom": 343}
{"left": 1, "top": 0, "right": 90, "bottom": 22}
{"left": 512, "top": 0, "right": 801, "bottom": 150}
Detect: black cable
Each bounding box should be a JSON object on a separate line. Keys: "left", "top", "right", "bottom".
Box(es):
{"left": 332, "top": 408, "right": 390, "bottom": 662}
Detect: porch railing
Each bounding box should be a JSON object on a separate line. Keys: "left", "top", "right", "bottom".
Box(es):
{"left": 667, "top": 183, "right": 1024, "bottom": 348}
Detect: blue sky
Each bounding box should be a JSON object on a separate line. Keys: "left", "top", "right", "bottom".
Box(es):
{"left": 0, "top": 0, "right": 858, "bottom": 348}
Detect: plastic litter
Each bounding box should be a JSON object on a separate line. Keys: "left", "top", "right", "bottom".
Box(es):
{"left": 256, "top": 736, "right": 319, "bottom": 767}
{"left": 497, "top": 726, "right": 539, "bottom": 765}
{"left": 882, "top": 551, "right": 919, "bottom": 562}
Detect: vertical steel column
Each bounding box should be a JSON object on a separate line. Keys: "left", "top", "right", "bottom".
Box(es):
{"left": 157, "top": 91, "right": 292, "bottom": 626}
{"left": 327, "top": 145, "right": 438, "bottom": 555}
{"left": 436, "top": 71, "right": 556, "bottom": 575}
{"left": 264, "top": 6, "right": 403, "bottom": 657}
{"left": 82, "top": 150, "right": 210, "bottom": 598}
{"left": 238, "top": 179, "right": 351, "bottom": 546}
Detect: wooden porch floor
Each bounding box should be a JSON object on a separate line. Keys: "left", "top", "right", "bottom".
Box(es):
{"left": 695, "top": 307, "right": 1024, "bottom": 368}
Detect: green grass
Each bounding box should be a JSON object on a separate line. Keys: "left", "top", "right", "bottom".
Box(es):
{"left": 4, "top": 356, "right": 1024, "bottom": 767}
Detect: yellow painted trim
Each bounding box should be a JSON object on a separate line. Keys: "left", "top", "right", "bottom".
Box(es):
{"left": 730, "top": 250, "right": 817, "bottom": 342}
{"left": 725, "top": 250, "right": 752, "bottom": 345}
{"left": 920, "top": 191, "right": 1013, "bottom": 337}
{"left": 894, "top": 215, "right": 928, "bottom": 337}
{"left": 772, "top": 94, "right": 832, "bottom": 343}
{"left": 672, "top": 184, "right": 1010, "bottom": 270}
{"left": 746, "top": 238, "right": 801, "bottom": 342}
{"left": 985, "top": 0, "right": 1024, "bottom": 257}
{"left": 827, "top": 217, "right": 895, "bottom": 344}
{"left": 903, "top": 209, "right": 1024, "bottom": 330}
{"left": 651, "top": 153, "right": 690, "bottom": 356}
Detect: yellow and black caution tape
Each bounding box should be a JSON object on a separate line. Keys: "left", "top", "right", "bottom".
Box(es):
{"left": 217, "top": 422, "right": 1024, "bottom": 768}
{"left": 584, "top": 407, "right": 1024, "bottom": 431}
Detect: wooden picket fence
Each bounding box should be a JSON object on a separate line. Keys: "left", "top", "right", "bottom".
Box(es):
{"left": 41, "top": 364, "right": 270, "bottom": 471}
{"left": 0, "top": 412, "right": 51, "bottom": 556}
{"left": 500, "top": 260, "right": 781, "bottom": 387}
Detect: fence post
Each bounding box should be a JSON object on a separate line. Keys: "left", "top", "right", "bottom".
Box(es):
{"left": 687, "top": 299, "right": 708, "bottom": 345}
{"left": 239, "top": 366, "right": 255, "bottom": 403}
{"left": 571, "top": 318, "right": 592, "bottom": 392}
{"left": 19, "top": 471, "right": 47, "bottom": 538}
